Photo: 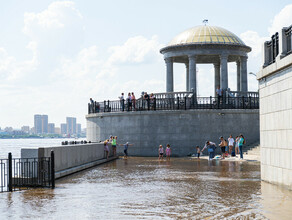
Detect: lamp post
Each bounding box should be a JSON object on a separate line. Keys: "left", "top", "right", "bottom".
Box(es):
{"left": 249, "top": 72, "right": 256, "bottom": 77}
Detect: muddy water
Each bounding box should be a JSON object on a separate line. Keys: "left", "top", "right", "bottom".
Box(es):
{"left": 0, "top": 157, "right": 291, "bottom": 219}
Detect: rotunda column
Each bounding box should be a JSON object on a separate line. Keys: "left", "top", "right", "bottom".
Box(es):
{"left": 220, "top": 54, "right": 228, "bottom": 91}
{"left": 165, "top": 57, "right": 174, "bottom": 92}
{"left": 188, "top": 55, "right": 197, "bottom": 96}
{"left": 236, "top": 60, "right": 241, "bottom": 92}
{"left": 240, "top": 56, "right": 248, "bottom": 93}
{"left": 185, "top": 62, "right": 190, "bottom": 91}
{"left": 214, "top": 63, "right": 220, "bottom": 97}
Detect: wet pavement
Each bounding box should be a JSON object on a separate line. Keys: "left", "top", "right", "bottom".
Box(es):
{"left": 0, "top": 157, "right": 292, "bottom": 219}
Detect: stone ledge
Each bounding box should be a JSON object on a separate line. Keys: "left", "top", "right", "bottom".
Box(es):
{"left": 55, "top": 156, "right": 118, "bottom": 179}
{"left": 257, "top": 53, "right": 292, "bottom": 80}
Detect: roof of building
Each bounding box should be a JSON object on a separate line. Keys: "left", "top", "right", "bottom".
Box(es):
{"left": 168, "top": 25, "right": 246, "bottom": 47}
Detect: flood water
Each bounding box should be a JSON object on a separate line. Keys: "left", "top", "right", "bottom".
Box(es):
{"left": 1, "top": 157, "right": 292, "bottom": 219}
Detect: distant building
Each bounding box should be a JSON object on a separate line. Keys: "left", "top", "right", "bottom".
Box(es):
{"left": 4, "top": 127, "right": 13, "bottom": 133}
{"left": 61, "top": 123, "right": 67, "bottom": 135}
{"left": 13, "top": 130, "right": 25, "bottom": 135}
{"left": 77, "top": 123, "right": 81, "bottom": 135}
{"left": 66, "top": 117, "right": 76, "bottom": 135}
{"left": 48, "top": 123, "right": 55, "bottom": 134}
{"left": 21, "top": 126, "right": 30, "bottom": 134}
{"left": 55, "top": 127, "right": 61, "bottom": 134}
{"left": 34, "top": 114, "right": 48, "bottom": 134}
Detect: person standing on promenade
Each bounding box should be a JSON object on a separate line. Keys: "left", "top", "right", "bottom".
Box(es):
{"left": 165, "top": 144, "right": 171, "bottom": 160}
{"left": 90, "top": 98, "right": 94, "bottom": 113}
{"left": 131, "top": 92, "right": 136, "bottom": 110}
{"left": 201, "top": 141, "right": 216, "bottom": 160}
{"left": 119, "top": 93, "right": 124, "bottom": 110}
{"left": 216, "top": 86, "right": 222, "bottom": 107}
{"left": 127, "top": 92, "right": 132, "bottom": 111}
{"left": 238, "top": 134, "right": 245, "bottom": 159}
{"left": 143, "top": 92, "right": 150, "bottom": 110}
{"left": 228, "top": 135, "right": 234, "bottom": 155}
{"left": 158, "top": 145, "right": 164, "bottom": 160}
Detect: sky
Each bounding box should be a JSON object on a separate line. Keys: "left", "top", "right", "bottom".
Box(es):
{"left": 0, "top": 0, "right": 292, "bottom": 129}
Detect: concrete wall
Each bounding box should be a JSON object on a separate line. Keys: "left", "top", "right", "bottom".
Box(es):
{"left": 257, "top": 52, "right": 292, "bottom": 190}
{"left": 21, "top": 143, "right": 115, "bottom": 178}
{"left": 86, "top": 109, "right": 259, "bottom": 157}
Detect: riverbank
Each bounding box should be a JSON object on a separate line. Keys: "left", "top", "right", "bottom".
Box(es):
{"left": 197, "top": 145, "right": 261, "bottom": 162}
{"left": 198, "top": 154, "right": 260, "bottom": 162}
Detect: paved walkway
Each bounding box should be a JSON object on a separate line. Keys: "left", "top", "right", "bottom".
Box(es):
{"left": 197, "top": 145, "right": 261, "bottom": 162}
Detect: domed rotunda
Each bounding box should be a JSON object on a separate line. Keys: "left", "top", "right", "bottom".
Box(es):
{"left": 160, "top": 25, "right": 252, "bottom": 96}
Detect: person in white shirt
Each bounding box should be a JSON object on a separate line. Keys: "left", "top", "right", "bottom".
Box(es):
{"left": 119, "top": 93, "right": 124, "bottom": 110}
{"left": 216, "top": 86, "right": 222, "bottom": 106}
{"left": 228, "top": 135, "right": 235, "bottom": 155}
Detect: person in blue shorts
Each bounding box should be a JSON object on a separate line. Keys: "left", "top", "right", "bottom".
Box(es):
{"left": 201, "top": 141, "right": 216, "bottom": 160}
{"left": 119, "top": 142, "right": 133, "bottom": 159}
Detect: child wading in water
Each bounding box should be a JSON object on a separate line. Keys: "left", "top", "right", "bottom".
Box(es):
{"left": 196, "top": 146, "right": 201, "bottom": 159}
{"left": 165, "top": 144, "right": 171, "bottom": 160}
{"left": 158, "top": 145, "right": 164, "bottom": 160}
{"left": 119, "top": 142, "right": 133, "bottom": 159}
{"left": 104, "top": 140, "right": 109, "bottom": 159}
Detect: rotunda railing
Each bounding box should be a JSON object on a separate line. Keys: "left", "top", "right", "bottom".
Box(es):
{"left": 88, "top": 91, "right": 259, "bottom": 114}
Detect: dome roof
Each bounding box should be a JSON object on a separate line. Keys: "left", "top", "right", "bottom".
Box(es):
{"left": 168, "top": 25, "right": 246, "bottom": 47}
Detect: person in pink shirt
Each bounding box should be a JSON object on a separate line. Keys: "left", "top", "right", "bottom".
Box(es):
{"left": 165, "top": 144, "right": 171, "bottom": 160}
{"left": 158, "top": 145, "right": 164, "bottom": 160}
{"left": 131, "top": 92, "right": 136, "bottom": 110}
{"left": 104, "top": 140, "right": 109, "bottom": 159}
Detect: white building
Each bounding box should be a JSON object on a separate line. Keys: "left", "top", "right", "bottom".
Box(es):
{"left": 257, "top": 25, "right": 292, "bottom": 190}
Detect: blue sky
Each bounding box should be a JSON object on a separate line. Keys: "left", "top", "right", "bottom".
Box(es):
{"left": 0, "top": 0, "right": 292, "bottom": 129}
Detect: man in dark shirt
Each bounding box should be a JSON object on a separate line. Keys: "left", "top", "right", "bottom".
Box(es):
{"left": 143, "top": 92, "right": 150, "bottom": 110}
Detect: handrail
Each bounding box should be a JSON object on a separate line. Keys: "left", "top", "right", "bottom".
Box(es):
{"left": 88, "top": 94, "right": 259, "bottom": 114}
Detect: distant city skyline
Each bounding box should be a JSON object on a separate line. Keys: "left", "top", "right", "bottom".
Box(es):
{"left": 0, "top": 0, "right": 291, "bottom": 128}
{"left": 0, "top": 114, "right": 82, "bottom": 135}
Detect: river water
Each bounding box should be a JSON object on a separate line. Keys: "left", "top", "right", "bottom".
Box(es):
{"left": 0, "top": 139, "right": 292, "bottom": 219}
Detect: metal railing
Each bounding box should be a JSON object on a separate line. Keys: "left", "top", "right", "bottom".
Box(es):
{"left": 88, "top": 94, "right": 259, "bottom": 114}
{"left": 0, "top": 152, "right": 55, "bottom": 193}
{"left": 266, "top": 32, "right": 279, "bottom": 65}
{"left": 285, "top": 25, "right": 292, "bottom": 55}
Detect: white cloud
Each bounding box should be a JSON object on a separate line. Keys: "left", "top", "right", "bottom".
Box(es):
{"left": 23, "top": 1, "right": 84, "bottom": 63}
{"left": 107, "top": 35, "right": 162, "bottom": 65}
{"left": 96, "top": 35, "right": 163, "bottom": 80}
{"left": 268, "top": 4, "right": 292, "bottom": 35}
{"left": 0, "top": 45, "right": 38, "bottom": 83}
{"left": 23, "top": 1, "right": 82, "bottom": 37}
{"left": 240, "top": 31, "right": 269, "bottom": 58}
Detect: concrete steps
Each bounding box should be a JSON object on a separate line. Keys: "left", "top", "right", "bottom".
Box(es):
{"left": 242, "top": 141, "right": 260, "bottom": 153}
{"left": 246, "top": 145, "right": 260, "bottom": 156}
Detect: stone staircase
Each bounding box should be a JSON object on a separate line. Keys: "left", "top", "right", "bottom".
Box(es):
{"left": 244, "top": 144, "right": 261, "bottom": 161}
{"left": 243, "top": 141, "right": 260, "bottom": 153}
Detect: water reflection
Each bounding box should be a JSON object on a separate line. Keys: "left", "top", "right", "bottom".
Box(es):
{"left": 0, "top": 157, "right": 291, "bottom": 219}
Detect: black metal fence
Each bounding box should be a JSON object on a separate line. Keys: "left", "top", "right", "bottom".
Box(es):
{"left": 0, "top": 151, "right": 55, "bottom": 193}
{"left": 88, "top": 96, "right": 259, "bottom": 114}
{"left": 285, "top": 25, "right": 292, "bottom": 55}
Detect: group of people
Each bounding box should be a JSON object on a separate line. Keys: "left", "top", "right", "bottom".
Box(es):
{"left": 103, "top": 134, "right": 245, "bottom": 161}
{"left": 103, "top": 136, "right": 133, "bottom": 159}
{"left": 158, "top": 144, "right": 172, "bottom": 160}
{"left": 200, "top": 134, "right": 246, "bottom": 160}
{"left": 119, "top": 92, "right": 136, "bottom": 111}
{"left": 118, "top": 91, "right": 156, "bottom": 111}
{"left": 89, "top": 98, "right": 100, "bottom": 113}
